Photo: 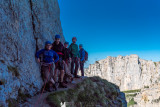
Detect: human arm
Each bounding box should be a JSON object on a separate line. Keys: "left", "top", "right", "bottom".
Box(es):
{"left": 54, "top": 52, "right": 59, "bottom": 63}
{"left": 81, "top": 50, "right": 85, "bottom": 61}
{"left": 35, "top": 49, "right": 45, "bottom": 62}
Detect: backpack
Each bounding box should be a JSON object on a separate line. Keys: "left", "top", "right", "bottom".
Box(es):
{"left": 84, "top": 50, "right": 88, "bottom": 61}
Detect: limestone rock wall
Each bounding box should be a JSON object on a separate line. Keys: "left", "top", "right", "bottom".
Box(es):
{"left": 0, "top": 0, "right": 64, "bottom": 106}
{"left": 133, "top": 84, "right": 160, "bottom": 107}
{"left": 85, "top": 55, "right": 160, "bottom": 91}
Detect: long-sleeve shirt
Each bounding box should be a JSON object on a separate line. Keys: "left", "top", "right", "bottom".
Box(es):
{"left": 36, "top": 49, "right": 59, "bottom": 63}
{"left": 79, "top": 48, "right": 85, "bottom": 61}
{"left": 63, "top": 48, "right": 71, "bottom": 60}
{"left": 69, "top": 43, "right": 80, "bottom": 58}
{"left": 52, "top": 42, "right": 65, "bottom": 58}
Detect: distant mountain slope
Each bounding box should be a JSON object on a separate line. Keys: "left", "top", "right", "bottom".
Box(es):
{"left": 85, "top": 55, "right": 160, "bottom": 91}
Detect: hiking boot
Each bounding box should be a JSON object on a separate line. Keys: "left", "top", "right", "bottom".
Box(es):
{"left": 59, "top": 82, "right": 67, "bottom": 88}
{"left": 71, "top": 78, "right": 74, "bottom": 81}
{"left": 48, "top": 87, "right": 54, "bottom": 92}
{"left": 74, "top": 75, "right": 80, "bottom": 78}
{"left": 71, "top": 80, "right": 76, "bottom": 84}
{"left": 81, "top": 76, "right": 85, "bottom": 79}
{"left": 53, "top": 82, "right": 59, "bottom": 91}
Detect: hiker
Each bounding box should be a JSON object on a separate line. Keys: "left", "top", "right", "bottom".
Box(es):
{"left": 79, "top": 44, "right": 86, "bottom": 77}
{"left": 69, "top": 37, "right": 80, "bottom": 78}
{"left": 63, "top": 42, "right": 72, "bottom": 65}
{"left": 52, "top": 35, "right": 67, "bottom": 88}
{"left": 36, "top": 41, "right": 59, "bottom": 92}
{"left": 63, "top": 42, "right": 74, "bottom": 83}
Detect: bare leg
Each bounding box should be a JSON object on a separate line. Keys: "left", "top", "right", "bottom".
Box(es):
{"left": 60, "top": 70, "right": 65, "bottom": 82}
{"left": 50, "top": 78, "right": 55, "bottom": 84}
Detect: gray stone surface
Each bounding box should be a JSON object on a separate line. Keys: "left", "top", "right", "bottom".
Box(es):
{"left": 0, "top": 0, "right": 64, "bottom": 106}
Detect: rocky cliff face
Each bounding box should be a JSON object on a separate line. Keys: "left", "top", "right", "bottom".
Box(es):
{"left": 85, "top": 55, "right": 160, "bottom": 91}
{"left": 0, "top": 0, "right": 64, "bottom": 106}
{"left": 133, "top": 84, "right": 160, "bottom": 107}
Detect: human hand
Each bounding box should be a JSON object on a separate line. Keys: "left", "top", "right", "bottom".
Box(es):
{"left": 37, "top": 58, "right": 41, "bottom": 63}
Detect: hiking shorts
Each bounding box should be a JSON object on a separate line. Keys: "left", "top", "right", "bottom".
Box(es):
{"left": 56, "top": 57, "right": 64, "bottom": 70}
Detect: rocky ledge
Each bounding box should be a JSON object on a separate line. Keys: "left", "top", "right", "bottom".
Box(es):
{"left": 46, "top": 77, "right": 127, "bottom": 107}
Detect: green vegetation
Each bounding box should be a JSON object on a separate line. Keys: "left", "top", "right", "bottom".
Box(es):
{"left": 7, "top": 66, "right": 19, "bottom": 77}
{"left": 154, "top": 62, "right": 157, "bottom": 67}
{"left": 141, "top": 64, "right": 143, "bottom": 71}
{"left": 150, "top": 79, "right": 152, "bottom": 83}
{"left": 127, "top": 98, "right": 137, "bottom": 106}
{"left": 123, "top": 89, "right": 141, "bottom": 94}
{"left": 125, "top": 93, "right": 137, "bottom": 98}
{"left": 144, "top": 86, "right": 149, "bottom": 88}
{"left": 95, "top": 61, "right": 99, "bottom": 64}
{"left": 46, "top": 76, "right": 123, "bottom": 107}
{"left": 158, "top": 77, "right": 160, "bottom": 82}
{"left": 124, "top": 89, "right": 140, "bottom": 106}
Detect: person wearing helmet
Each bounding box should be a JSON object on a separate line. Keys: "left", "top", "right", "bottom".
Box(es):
{"left": 63, "top": 42, "right": 74, "bottom": 83}
{"left": 69, "top": 37, "right": 80, "bottom": 78}
{"left": 79, "top": 44, "right": 85, "bottom": 77}
{"left": 63, "top": 42, "right": 72, "bottom": 64}
{"left": 36, "top": 41, "right": 59, "bottom": 92}
{"left": 52, "top": 35, "right": 67, "bottom": 88}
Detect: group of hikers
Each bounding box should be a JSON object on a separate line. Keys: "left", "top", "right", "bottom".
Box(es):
{"left": 35, "top": 35, "right": 88, "bottom": 92}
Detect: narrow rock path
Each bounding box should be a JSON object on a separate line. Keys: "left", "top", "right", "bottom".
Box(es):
{"left": 20, "top": 78, "right": 85, "bottom": 107}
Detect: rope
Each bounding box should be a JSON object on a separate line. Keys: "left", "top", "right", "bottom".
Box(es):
{"left": 34, "top": 64, "right": 52, "bottom": 107}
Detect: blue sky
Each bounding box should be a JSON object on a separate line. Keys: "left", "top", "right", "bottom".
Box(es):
{"left": 58, "top": 0, "right": 160, "bottom": 64}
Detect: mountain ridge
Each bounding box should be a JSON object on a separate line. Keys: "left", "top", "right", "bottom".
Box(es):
{"left": 85, "top": 54, "right": 160, "bottom": 91}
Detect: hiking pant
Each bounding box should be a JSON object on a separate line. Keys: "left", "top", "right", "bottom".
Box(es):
{"left": 80, "top": 61, "right": 84, "bottom": 76}
{"left": 64, "top": 61, "right": 73, "bottom": 78}
{"left": 41, "top": 63, "right": 55, "bottom": 87}
{"left": 71, "top": 57, "right": 79, "bottom": 76}
{"left": 64, "top": 61, "right": 73, "bottom": 83}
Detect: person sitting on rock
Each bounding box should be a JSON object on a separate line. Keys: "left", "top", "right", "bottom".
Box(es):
{"left": 69, "top": 37, "right": 81, "bottom": 78}
{"left": 79, "top": 44, "right": 86, "bottom": 77}
{"left": 36, "top": 41, "right": 59, "bottom": 92}
{"left": 52, "top": 35, "right": 67, "bottom": 88}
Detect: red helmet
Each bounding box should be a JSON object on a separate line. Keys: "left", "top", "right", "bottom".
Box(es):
{"left": 72, "top": 37, "right": 77, "bottom": 40}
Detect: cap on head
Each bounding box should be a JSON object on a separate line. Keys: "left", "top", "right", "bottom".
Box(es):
{"left": 55, "top": 34, "right": 61, "bottom": 39}
{"left": 45, "top": 41, "right": 52, "bottom": 45}
{"left": 64, "top": 42, "right": 69, "bottom": 45}
{"left": 79, "top": 44, "right": 83, "bottom": 47}
{"left": 72, "top": 37, "right": 77, "bottom": 40}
